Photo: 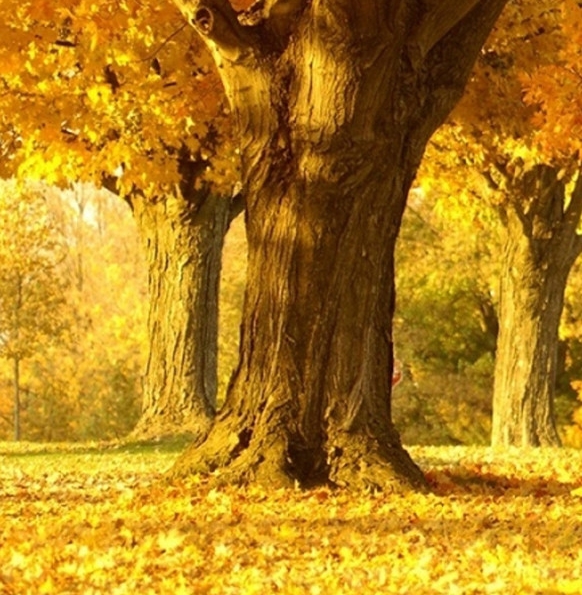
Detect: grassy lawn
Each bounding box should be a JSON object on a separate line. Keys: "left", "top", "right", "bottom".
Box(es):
{"left": 1, "top": 441, "right": 582, "bottom": 594}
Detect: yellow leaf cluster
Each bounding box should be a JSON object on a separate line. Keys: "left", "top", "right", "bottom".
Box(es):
{"left": 0, "top": 0, "right": 236, "bottom": 200}
{"left": 423, "top": 0, "right": 582, "bottom": 208}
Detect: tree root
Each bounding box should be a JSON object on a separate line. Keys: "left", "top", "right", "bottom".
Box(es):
{"left": 167, "top": 409, "right": 428, "bottom": 493}
{"left": 167, "top": 413, "right": 299, "bottom": 489}
{"left": 326, "top": 433, "right": 429, "bottom": 493}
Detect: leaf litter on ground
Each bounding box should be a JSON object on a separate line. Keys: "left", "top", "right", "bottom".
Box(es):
{"left": 1, "top": 441, "right": 582, "bottom": 594}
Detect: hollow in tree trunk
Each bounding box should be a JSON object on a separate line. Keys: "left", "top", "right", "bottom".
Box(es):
{"left": 170, "top": 0, "right": 508, "bottom": 490}
{"left": 492, "top": 166, "right": 582, "bottom": 447}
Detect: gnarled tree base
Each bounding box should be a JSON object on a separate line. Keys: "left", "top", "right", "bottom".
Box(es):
{"left": 169, "top": 413, "right": 428, "bottom": 493}
{"left": 326, "top": 432, "right": 428, "bottom": 492}
{"left": 169, "top": 408, "right": 299, "bottom": 488}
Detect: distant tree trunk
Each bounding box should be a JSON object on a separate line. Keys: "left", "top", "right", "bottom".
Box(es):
{"left": 13, "top": 356, "right": 20, "bottom": 441}
{"left": 129, "top": 185, "right": 232, "bottom": 439}
{"left": 12, "top": 274, "right": 22, "bottom": 441}
{"left": 492, "top": 166, "right": 582, "bottom": 447}
{"left": 171, "top": 0, "right": 508, "bottom": 490}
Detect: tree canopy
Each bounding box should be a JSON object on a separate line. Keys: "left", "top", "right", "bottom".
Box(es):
{"left": 0, "top": 0, "right": 237, "bottom": 193}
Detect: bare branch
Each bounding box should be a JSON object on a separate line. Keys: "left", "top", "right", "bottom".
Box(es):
{"left": 138, "top": 22, "right": 188, "bottom": 63}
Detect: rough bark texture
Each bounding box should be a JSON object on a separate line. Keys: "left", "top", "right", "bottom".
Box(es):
{"left": 492, "top": 166, "right": 582, "bottom": 447}
{"left": 129, "top": 185, "right": 231, "bottom": 439}
{"left": 171, "top": 0, "right": 508, "bottom": 490}
{"left": 13, "top": 356, "right": 20, "bottom": 441}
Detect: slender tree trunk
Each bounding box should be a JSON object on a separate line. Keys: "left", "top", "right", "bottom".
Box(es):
{"left": 12, "top": 273, "right": 22, "bottom": 441}
{"left": 492, "top": 167, "right": 582, "bottom": 447}
{"left": 171, "top": 0, "right": 508, "bottom": 490}
{"left": 130, "top": 189, "right": 231, "bottom": 439}
{"left": 13, "top": 356, "right": 20, "bottom": 441}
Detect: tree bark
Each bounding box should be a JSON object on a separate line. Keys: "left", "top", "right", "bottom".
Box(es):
{"left": 13, "top": 356, "right": 20, "bottom": 441}
{"left": 13, "top": 273, "right": 22, "bottom": 441}
{"left": 129, "top": 187, "right": 231, "bottom": 439}
{"left": 171, "top": 0, "right": 508, "bottom": 490}
{"left": 492, "top": 166, "right": 582, "bottom": 447}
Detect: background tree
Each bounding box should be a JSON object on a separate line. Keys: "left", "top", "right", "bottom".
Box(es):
{"left": 422, "top": 0, "right": 582, "bottom": 447}
{"left": 168, "top": 0, "right": 508, "bottom": 490}
{"left": 0, "top": 0, "right": 240, "bottom": 438}
{"left": 0, "top": 183, "right": 69, "bottom": 440}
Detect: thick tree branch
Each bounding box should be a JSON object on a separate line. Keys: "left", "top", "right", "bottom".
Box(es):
{"left": 404, "top": 0, "right": 507, "bottom": 154}
{"left": 409, "top": 0, "right": 481, "bottom": 66}
{"left": 173, "top": 0, "right": 257, "bottom": 61}
{"left": 233, "top": 0, "right": 306, "bottom": 53}
{"left": 239, "top": 0, "right": 305, "bottom": 35}
{"left": 548, "top": 169, "right": 582, "bottom": 269}
{"left": 572, "top": 234, "right": 582, "bottom": 259}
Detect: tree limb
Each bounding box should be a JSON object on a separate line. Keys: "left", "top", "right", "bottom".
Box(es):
{"left": 250, "top": 0, "right": 305, "bottom": 40}
{"left": 173, "top": 0, "right": 257, "bottom": 62}
{"left": 572, "top": 233, "right": 582, "bottom": 259}
{"left": 409, "top": 0, "right": 482, "bottom": 66}
{"left": 402, "top": 0, "right": 508, "bottom": 165}
{"left": 238, "top": 0, "right": 304, "bottom": 27}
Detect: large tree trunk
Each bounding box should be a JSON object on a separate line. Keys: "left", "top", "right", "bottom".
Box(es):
{"left": 130, "top": 187, "right": 231, "bottom": 439}
{"left": 492, "top": 166, "right": 582, "bottom": 447}
{"left": 175, "top": 150, "right": 425, "bottom": 490}
{"left": 171, "top": 0, "right": 508, "bottom": 490}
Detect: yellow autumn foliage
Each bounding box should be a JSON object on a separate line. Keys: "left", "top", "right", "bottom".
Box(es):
{"left": 0, "top": 184, "right": 147, "bottom": 441}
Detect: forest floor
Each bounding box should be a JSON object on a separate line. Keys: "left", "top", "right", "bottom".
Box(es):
{"left": 1, "top": 440, "right": 581, "bottom": 594}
